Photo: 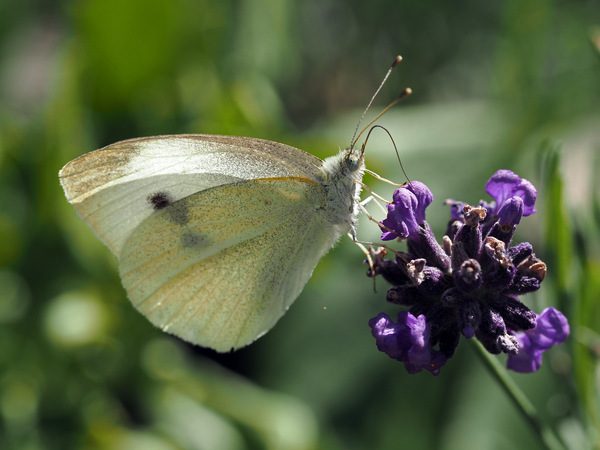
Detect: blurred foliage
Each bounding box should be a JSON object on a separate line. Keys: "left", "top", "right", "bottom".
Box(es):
{"left": 1, "top": 0, "right": 599, "bottom": 449}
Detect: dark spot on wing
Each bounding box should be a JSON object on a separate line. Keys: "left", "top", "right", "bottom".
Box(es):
{"left": 181, "top": 231, "right": 205, "bottom": 248}
{"left": 148, "top": 191, "right": 173, "bottom": 210}
{"left": 167, "top": 202, "right": 190, "bottom": 224}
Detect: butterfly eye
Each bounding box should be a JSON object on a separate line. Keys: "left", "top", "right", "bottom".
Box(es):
{"left": 344, "top": 152, "right": 360, "bottom": 172}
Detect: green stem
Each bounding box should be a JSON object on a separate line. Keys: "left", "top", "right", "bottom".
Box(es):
{"left": 471, "top": 339, "right": 566, "bottom": 450}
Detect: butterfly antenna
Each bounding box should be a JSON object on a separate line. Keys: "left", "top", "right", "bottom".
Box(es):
{"left": 356, "top": 87, "right": 412, "bottom": 147}
{"left": 359, "top": 124, "right": 412, "bottom": 184}
{"left": 349, "top": 55, "right": 403, "bottom": 150}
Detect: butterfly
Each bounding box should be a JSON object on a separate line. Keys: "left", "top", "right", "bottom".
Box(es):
{"left": 59, "top": 56, "right": 405, "bottom": 352}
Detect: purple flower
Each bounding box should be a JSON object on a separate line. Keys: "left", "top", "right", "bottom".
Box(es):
{"left": 507, "top": 308, "right": 570, "bottom": 373}
{"left": 485, "top": 170, "right": 537, "bottom": 217}
{"left": 369, "top": 312, "right": 447, "bottom": 375}
{"left": 380, "top": 181, "right": 433, "bottom": 241}
{"left": 367, "top": 169, "right": 567, "bottom": 375}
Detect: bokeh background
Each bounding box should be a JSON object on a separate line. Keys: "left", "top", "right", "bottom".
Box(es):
{"left": 1, "top": 0, "right": 599, "bottom": 449}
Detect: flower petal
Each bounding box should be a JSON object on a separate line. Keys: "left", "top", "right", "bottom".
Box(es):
{"left": 506, "top": 307, "right": 570, "bottom": 373}
{"left": 485, "top": 170, "right": 537, "bottom": 217}
{"left": 529, "top": 307, "right": 570, "bottom": 350}
{"left": 380, "top": 182, "right": 433, "bottom": 240}
{"left": 369, "top": 312, "right": 447, "bottom": 375}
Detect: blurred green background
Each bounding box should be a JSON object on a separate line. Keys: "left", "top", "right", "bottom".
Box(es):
{"left": 1, "top": 0, "right": 599, "bottom": 448}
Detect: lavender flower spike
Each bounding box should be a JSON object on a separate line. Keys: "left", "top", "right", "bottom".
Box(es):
{"left": 507, "top": 307, "right": 570, "bottom": 373}
{"left": 367, "top": 169, "right": 568, "bottom": 375}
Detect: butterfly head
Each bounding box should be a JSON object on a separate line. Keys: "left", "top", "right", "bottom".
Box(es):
{"left": 343, "top": 145, "right": 364, "bottom": 173}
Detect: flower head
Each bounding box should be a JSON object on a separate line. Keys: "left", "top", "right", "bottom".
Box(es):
{"left": 368, "top": 170, "right": 568, "bottom": 375}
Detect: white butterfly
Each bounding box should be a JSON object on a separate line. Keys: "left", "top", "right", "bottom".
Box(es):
{"left": 59, "top": 56, "right": 405, "bottom": 352}
{"left": 59, "top": 134, "right": 364, "bottom": 351}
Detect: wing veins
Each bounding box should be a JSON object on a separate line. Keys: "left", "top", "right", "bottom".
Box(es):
{"left": 226, "top": 210, "right": 317, "bottom": 347}
{"left": 159, "top": 210, "right": 311, "bottom": 332}
{"left": 123, "top": 204, "right": 302, "bottom": 292}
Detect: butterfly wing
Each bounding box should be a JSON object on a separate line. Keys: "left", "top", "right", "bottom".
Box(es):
{"left": 59, "top": 135, "right": 325, "bottom": 257}
{"left": 119, "top": 177, "right": 338, "bottom": 351}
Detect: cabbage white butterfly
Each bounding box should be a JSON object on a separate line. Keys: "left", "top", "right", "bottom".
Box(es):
{"left": 59, "top": 57, "right": 405, "bottom": 352}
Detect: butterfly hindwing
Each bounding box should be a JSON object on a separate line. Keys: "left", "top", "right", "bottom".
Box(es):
{"left": 119, "top": 177, "right": 339, "bottom": 351}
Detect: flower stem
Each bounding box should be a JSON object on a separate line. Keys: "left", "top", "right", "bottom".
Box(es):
{"left": 470, "top": 339, "right": 566, "bottom": 450}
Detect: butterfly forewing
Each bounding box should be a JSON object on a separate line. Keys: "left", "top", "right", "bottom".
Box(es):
{"left": 59, "top": 135, "right": 326, "bottom": 257}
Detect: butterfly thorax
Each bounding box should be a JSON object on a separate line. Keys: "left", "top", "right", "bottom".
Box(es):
{"left": 321, "top": 148, "right": 365, "bottom": 236}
